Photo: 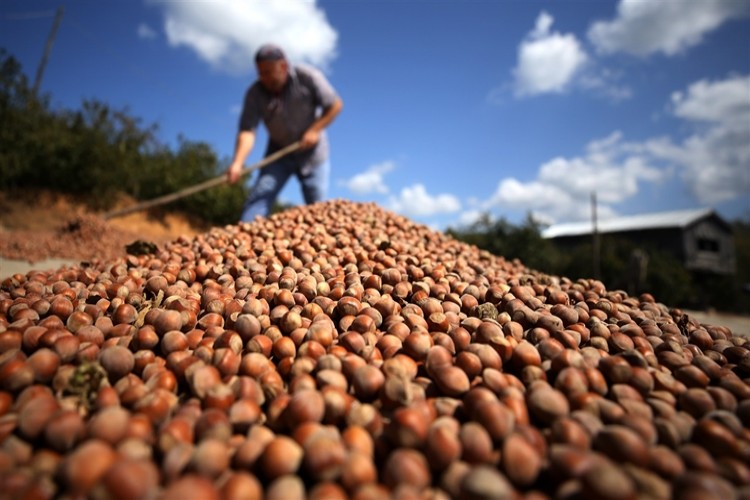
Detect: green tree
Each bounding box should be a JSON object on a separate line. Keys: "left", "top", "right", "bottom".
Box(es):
{"left": 448, "top": 212, "right": 561, "bottom": 274}
{"left": 0, "top": 49, "right": 51, "bottom": 186}
{"left": 169, "top": 138, "right": 247, "bottom": 225}
{"left": 0, "top": 48, "right": 243, "bottom": 223}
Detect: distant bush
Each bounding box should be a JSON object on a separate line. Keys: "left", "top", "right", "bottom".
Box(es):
{"left": 0, "top": 48, "right": 246, "bottom": 223}
{"left": 448, "top": 211, "right": 750, "bottom": 314}
{"left": 446, "top": 213, "right": 563, "bottom": 273}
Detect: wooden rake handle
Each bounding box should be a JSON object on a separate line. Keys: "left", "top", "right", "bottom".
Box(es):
{"left": 102, "top": 141, "right": 301, "bottom": 220}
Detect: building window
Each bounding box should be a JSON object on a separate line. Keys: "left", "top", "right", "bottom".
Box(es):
{"left": 697, "top": 237, "right": 719, "bottom": 252}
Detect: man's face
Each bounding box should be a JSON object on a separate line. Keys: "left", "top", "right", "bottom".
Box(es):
{"left": 257, "top": 59, "right": 289, "bottom": 93}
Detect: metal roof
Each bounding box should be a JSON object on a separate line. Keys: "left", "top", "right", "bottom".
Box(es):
{"left": 541, "top": 207, "right": 716, "bottom": 239}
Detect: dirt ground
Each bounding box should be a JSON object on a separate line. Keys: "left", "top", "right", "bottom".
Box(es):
{"left": 1, "top": 189, "right": 748, "bottom": 337}
{"left": 683, "top": 309, "right": 750, "bottom": 337}
{"left": 0, "top": 189, "right": 203, "bottom": 244}
{"left": 0, "top": 189, "right": 205, "bottom": 264}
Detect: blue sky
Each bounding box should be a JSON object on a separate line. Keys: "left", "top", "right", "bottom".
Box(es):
{"left": 2, "top": 0, "right": 748, "bottom": 230}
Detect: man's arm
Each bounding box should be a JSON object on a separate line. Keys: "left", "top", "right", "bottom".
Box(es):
{"left": 299, "top": 97, "right": 344, "bottom": 150}
{"left": 227, "top": 130, "right": 257, "bottom": 183}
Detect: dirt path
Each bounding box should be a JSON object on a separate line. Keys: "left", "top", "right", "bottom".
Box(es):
{"left": 0, "top": 189, "right": 204, "bottom": 265}
{"left": 684, "top": 309, "right": 750, "bottom": 337}
{"left": 1, "top": 257, "right": 75, "bottom": 278}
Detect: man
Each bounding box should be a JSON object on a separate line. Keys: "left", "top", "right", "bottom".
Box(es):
{"left": 227, "top": 43, "right": 343, "bottom": 221}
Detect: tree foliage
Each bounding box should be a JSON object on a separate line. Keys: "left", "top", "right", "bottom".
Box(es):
{"left": 0, "top": 48, "right": 247, "bottom": 222}
{"left": 446, "top": 213, "right": 562, "bottom": 272}
{"left": 448, "top": 210, "right": 750, "bottom": 314}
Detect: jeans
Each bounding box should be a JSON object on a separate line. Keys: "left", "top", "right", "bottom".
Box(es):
{"left": 240, "top": 155, "right": 330, "bottom": 221}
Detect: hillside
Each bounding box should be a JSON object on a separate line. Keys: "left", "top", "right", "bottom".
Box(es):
{"left": 0, "top": 189, "right": 205, "bottom": 263}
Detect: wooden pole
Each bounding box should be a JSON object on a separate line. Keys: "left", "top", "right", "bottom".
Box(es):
{"left": 102, "top": 141, "right": 300, "bottom": 220}
{"left": 591, "top": 192, "right": 600, "bottom": 279}
{"left": 32, "top": 5, "right": 64, "bottom": 96}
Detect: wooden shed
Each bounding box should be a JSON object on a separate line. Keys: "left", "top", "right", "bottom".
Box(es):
{"left": 541, "top": 208, "right": 736, "bottom": 275}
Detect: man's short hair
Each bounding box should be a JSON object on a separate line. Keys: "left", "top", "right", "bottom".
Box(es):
{"left": 255, "top": 44, "right": 286, "bottom": 63}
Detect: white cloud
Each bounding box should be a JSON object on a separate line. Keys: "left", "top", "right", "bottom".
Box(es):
{"left": 486, "top": 131, "right": 668, "bottom": 223}
{"left": 456, "top": 209, "right": 486, "bottom": 228}
{"left": 648, "top": 75, "right": 750, "bottom": 204}
{"left": 513, "top": 11, "right": 589, "bottom": 96}
{"left": 578, "top": 72, "right": 632, "bottom": 102}
{"left": 588, "top": 0, "right": 750, "bottom": 57}
{"left": 485, "top": 74, "right": 750, "bottom": 222}
{"left": 492, "top": 178, "right": 572, "bottom": 208}
{"left": 137, "top": 23, "right": 157, "bottom": 40}
{"left": 539, "top": 134, "right": 665, "bottom": 204}
{"left": 671, "top": 75, "right": 750, "bottom": 124}
{"left": 340, "top": 161, "right": 394, "bottom": 195}
{"left": 149, "top": 0, "right": 338, "bottom": 74}
{"left": 388, "top": 184, "right": 461, "bottom": 218}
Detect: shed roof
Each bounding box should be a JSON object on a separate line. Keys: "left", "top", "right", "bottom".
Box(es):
{"left": 542, "top": 207, "right": 716, "bottom": 239}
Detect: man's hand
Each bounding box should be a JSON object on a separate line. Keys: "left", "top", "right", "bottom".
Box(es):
{"left": 298, "top": 98, "right": 342, "bottom": 150}
{"left": 227, "top": 161, "right": 243, "bottom": 184}
{"left": 227, "top": 130, "right": 256, "bottom": 183}
{"left": 300, "top": 129, "right": 321, "bottom": 150}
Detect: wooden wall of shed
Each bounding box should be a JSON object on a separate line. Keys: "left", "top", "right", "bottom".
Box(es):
{"left": 683, "top": 218, "right": 735, "bottom": 274}
{"left": 547, "top": 216, "right": 736, "bottom": 276}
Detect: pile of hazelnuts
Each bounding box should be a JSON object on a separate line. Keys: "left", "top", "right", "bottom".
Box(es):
{"left": 1, "top": 200, "right": 748, "bottom": 499}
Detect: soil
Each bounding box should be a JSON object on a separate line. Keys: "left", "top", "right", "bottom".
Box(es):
{"left": 0, "top": 189, "right": 207, "bottom": 263}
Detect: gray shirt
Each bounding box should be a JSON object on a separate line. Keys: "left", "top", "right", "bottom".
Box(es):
{"left": 239, "top": 64, "right": 339, "bottom": 167}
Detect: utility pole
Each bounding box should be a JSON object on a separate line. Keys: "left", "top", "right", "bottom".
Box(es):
{"left": 32, "top": 5, "right": 64, "bottom": 96}
{"left": 591, "top": 192, "right": 600, "bottom": 279}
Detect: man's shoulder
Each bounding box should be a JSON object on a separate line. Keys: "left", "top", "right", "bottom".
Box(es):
{"left": 291, "top": 64, "right": 325, "bottom": 83}
{"left": 291, "top": 63, "right": 318, "bottom": 74}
